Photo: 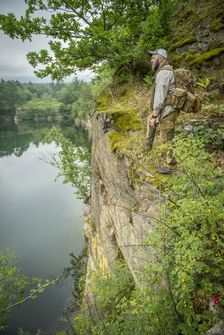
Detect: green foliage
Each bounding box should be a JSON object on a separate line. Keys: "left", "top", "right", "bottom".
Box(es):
{"left": 143, "top": 74, "right": 153, "bottom": 86}
{"left": 172, "top": 36, "right": 197, "bottom": 49}
{"left": 0, "top": 79, "right": 31, "bottom": 115}
{"left": 210, "top": 18, "right": 224, "bottom": 31}
{"left": 63, "top": 248, "right": 88, "bottom": 303}
{"left": 137, "top": 1, "right": 174, "bottom": 54}
{"left": 91, "top": 65, "right": 114, "bottom": 97}
{"left": 0, "top": 250, "right": 59, "bottom": 331}
{"left": 17, "top": 95, "right": 62, "bottom": 120}
{"left": 70, "top": 82, "right": 95, "bottom": 119}
{"left": 142, "top": 135, "right": 224, "bottom": 334}
{"left": 73, "top": 134, "right": 224, "bottom": 335}
{"left": 74, "top": 259, "right": 135, "bottom": 335}
{"left": 0, "top": 0, "right": 176, "bottom": 79}
{"left": 0, "top": 250, "right": 29, "bottom": 330}
{"left": 193, "top": 123, "right": 224, "bottom": 150}
{"left": 0, "top": 78, "right": 95, "bottom": 121}
{"left": 56, "top": 79, "right": 95, "bottom": 119}
{"left": 190, "top": 48, "right": 224, "bottom": 66}
{"left": 203, "top": 103, "right": 224, "bottom": 116}
{"left": 195, "top": 77, "right": 211, "bottom": 92}
{"left": 44, "top": 127, "right": 91, "bottom": 204}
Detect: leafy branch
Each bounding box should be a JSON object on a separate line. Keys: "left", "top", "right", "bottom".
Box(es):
{"left": 3, "top": 277, "right": 61, "bottom": 313}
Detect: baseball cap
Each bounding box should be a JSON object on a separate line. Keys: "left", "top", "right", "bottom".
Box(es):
{"left": 148, "top": 48, "right": 168, "bottom": 59}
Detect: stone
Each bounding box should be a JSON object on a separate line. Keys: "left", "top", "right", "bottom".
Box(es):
{"left": 184, "top": 124, "right": 194, "bottom": 132}
{"left": 205, "top": 320, "right": 224, "bottom": 335}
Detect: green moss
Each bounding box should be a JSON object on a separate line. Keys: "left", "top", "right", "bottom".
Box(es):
{"left": 169, "top": 54, "right": 184, "bottom": 64}
{"left": 95, "top": 92, "right": 111, "bottom": 112}
{"left": 110, "top": 108, "right": 141, "bottom": 133}
{"left": 107, "top": 131, "right": 126, "bottom": 152}
{"left": 210, "top": 18, "right": 224, "bottom": 32}
{"left": 185, "top": 51, "right": 199, "bottom": 64}
{"left": 107, "top": 110, "right": 141, "bottom": 151}
{"left": 169, "top": 51, "right": 198, "bottom": 68}
{"left": 190, "top": 48, "right": 224, "bottom": 66}
{"left": 172, "top": 36, "right": 197, "bottom": 50}
{"left": 170, "top": 0, "right": 224, "bottom": 63}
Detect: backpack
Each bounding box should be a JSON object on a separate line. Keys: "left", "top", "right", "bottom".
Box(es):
{"left": 171, "top": 68, "right": 201, "bottom": 113}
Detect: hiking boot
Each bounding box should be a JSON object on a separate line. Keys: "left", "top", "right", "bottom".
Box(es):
{"left": 156, "top": 167, "right": 173, "bottom": 175}
{"left": 168, "top": 157, "right": 177, "bottom": 166}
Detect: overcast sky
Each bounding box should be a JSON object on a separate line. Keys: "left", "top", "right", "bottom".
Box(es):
{"left": 0, "top": 0, "right": 93, "bottom": 82}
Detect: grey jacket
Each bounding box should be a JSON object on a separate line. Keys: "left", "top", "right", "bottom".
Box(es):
{"left": 152, "top": 64, "right": 175, "bottom": 119}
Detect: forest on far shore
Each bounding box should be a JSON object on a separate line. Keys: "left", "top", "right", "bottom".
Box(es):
{"left": 0, "top": 78, "right": 95, "bottom": 121}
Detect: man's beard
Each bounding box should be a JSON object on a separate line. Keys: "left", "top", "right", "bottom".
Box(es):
{"left": 152, "top": 59, "right": 160, "bottom": 73}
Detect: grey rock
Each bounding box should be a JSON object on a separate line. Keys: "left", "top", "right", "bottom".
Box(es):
{"left": 184, "top": 124, "right": 194, "bottom": 132}
{"left": 205, "top": 320, "right": 224, "bottom": 335}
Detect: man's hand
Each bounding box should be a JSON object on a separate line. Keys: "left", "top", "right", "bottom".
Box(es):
{"left": 150, "top": 117, "right": 157, "bottom": 128}
{"left": 147, "top": 115, "right": 156, "bottom": 128}
{"left": 149, "top": 109, "right": 160, "bottom": 128}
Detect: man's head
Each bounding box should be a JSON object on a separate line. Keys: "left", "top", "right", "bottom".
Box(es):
{"left": 148, "top": 49, "right": 168, "bottom": 72}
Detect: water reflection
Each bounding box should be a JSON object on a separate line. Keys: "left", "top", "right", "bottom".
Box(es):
{"left": 0, "top": 120, "right": 88, "bottom": 334}
{"left": 0, "top": 120, "right": 90, "bottom": 158}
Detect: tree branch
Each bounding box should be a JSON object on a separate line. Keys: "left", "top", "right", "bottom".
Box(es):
{"left": 63, "top": 0, "right": 92, "bottom": 26}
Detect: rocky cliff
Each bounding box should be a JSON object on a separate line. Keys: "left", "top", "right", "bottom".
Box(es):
{"left": 84, "top": 110, "right": 159, "bottom": 284}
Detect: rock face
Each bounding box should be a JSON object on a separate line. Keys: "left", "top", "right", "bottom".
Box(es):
{"left": 205, "top": 320, "right": 224, "bottom": 335}
{"left": 169, "top": 0, "right": 224, "bottom": 83}
{"left": 84, "top": 112, "right": 159, "bottom": 291}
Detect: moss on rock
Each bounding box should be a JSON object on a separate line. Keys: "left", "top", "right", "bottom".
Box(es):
{"left": 169, "top": 0, "right": 224, "bottom": 71}
{"left": 95, "top": 92, "right": 111, "bottom": 112}
{"left": 96, "top": 85, "right": 142, "bottom": 153}
{"left": 110, "top": 107, "right": 141, "bottom": 133}
{"left": 107, "top": 131, "right": 126, "bottom": 152}
{"left": 210, "top": 18, "right": 224, "bottom": 32}
{"left": 172, "top": 36, "right": 197, "bottom": 50}
{"left": 190, "top": 48, "right": 224, "bottom": 66}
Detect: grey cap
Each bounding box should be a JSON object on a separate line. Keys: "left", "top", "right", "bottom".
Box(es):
{"left": 148, "top": 48, "right": 168, "bottom": 59}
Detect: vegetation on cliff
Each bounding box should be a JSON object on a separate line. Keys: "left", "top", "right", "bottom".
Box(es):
{"left": 0, "top": 0, "right": 224, "bottom": 334}
{"left": 71, "top": 79, "right": 224, "bottom": 333}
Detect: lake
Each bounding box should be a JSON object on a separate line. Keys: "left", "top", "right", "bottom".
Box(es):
{"left": 0, "top": 121, "right": 89, "bottom": 334}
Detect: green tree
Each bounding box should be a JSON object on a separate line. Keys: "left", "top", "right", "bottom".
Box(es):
{"left": 0, "top": 79, "right": 31, "bottom": 115}
{"left": 0, "top": 250, "right": 29, "bottom": 330}
{"left": 71, "top": 82, "right": 95, "bottom": 118}
{"left": 58, "top": 79, "right": 83, "bottom": 105}
{"left": 0, "top": 0, "right": 175, "bottom": 80}
{"left": 44, "top": 127, "right": 91, "bottom": 204}
{"left": 0, "top": 250, "right": 60, "bottom": 331}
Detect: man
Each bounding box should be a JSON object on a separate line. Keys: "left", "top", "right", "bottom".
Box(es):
{"left": 146, "top": 48, "right": 178, "bottom": 174}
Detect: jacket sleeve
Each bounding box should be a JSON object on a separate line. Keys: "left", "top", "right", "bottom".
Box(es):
{"left": 153, "top": 70, "right": 171, "bottom": 110}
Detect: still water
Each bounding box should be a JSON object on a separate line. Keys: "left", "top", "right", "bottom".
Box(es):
{"left": 0, "top": 121, "right": 89, "bottom": 334}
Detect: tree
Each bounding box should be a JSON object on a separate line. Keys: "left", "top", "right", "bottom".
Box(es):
{"left": 0, "top": 250, "right": 60, "bottom": 331}
{"left": 0, "top": 250, "right": 29, "bottom": 330}
{"left": 58, "top": 79, "right": 83, "bottom": 105}
{"left": 0, "top": 79, "right": 32, "bottom": 115}
{"left": 0, "top": 0, "right": 174, "bottom": 80}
